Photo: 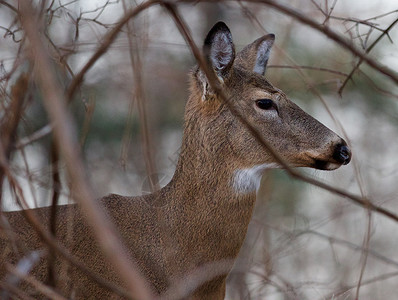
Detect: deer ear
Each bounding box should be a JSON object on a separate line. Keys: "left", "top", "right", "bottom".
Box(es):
{"left": 203, "top": 22, "right": 235, "bottom": 80}
{"left": 236, "top": 34, "right": 275, "bottom": 75}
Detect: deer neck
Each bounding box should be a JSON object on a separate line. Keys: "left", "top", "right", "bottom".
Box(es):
{"left": 168, "top": 101, "right": 270, "bottom": 201}
{"left": 162, "top": 105, "right": 260, "bottom": 245}
{"left": 170, "top": 111, "right": 252, "bottom": 200}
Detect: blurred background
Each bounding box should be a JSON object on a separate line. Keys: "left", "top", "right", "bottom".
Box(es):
{"left": 1, "top": 0, "right": 398, "bottom": 299}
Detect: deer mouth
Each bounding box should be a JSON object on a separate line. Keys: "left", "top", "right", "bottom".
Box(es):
{"left": 314, "top": 160, "right": 343, "bottom": 171}
{"left": 312, "top": 143, "right": 351, "bottom": 171}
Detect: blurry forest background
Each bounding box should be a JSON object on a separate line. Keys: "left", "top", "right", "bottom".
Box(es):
{"left": 1, "top": 0, "right": 398, "bottom": 299}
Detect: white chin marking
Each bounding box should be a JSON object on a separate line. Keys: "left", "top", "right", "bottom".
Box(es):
{"left": 233, "top": 163, "right": 280, "bottom": 194}
{"left": 323, "top": 162, "right": 341, "bottom": 170}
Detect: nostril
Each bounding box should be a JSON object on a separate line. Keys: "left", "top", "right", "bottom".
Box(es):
{"left": 333, "top": 144, "right": 351, "bottom": 165}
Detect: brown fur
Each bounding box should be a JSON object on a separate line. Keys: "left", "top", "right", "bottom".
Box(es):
{"left": 0, "top": 23, "right": 350, "bottom": 299}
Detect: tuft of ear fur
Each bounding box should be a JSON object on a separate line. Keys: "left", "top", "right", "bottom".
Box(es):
{"left": 236, "top": 34, "right": 275, "bottom": 75}
{"left": 194, "top": 68, "right": 218, "bottom": 102}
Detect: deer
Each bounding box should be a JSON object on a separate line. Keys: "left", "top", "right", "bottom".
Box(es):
{"left": 0, "top": 22, "right": 351, "bottom": 299}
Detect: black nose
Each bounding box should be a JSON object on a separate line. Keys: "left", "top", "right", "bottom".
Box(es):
{"left": 333, "top": 143, "right": 351, "bottom": 165}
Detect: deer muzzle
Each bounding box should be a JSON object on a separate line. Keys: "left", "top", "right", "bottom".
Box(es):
{"left": 333, "top": 143, "right": 351, "bottom": 165}
{"left": 313, "top": 139, "right": 351, "bottom": 170}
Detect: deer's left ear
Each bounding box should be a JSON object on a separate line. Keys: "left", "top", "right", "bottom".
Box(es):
{"left": 203, "top": 22, "right": 235, "bottom": 80}
{"left": 236, "top": 34, "right": 275, "bottom": 75}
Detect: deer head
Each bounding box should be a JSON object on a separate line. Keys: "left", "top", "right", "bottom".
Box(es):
{"left": 184, "top": 22, "right": 350, "bottom": 193}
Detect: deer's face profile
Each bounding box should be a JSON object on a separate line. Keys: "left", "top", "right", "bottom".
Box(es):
{"left": 188, "top": 22, "right": 350, "bottom": 192}
{"left": 226, "top": 68, "right": 350, "bottom": 170}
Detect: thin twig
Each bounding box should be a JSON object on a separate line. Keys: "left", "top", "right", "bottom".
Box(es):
{"left": 243, "top": 0, "right": 398, "bottom": 86}
{"left": 338, "top": 16, "right": 398, "bottom": 94}
{"left": 297, "top": 230, "right": 398, "bottom": 268}
{"left": 267, "top": 64, "right": 348, "bottom": 77}
{"left": 15, "top": 125, "right": 53, "bottom": 149}
{"left": 66, "top": 0, "right": 161, "bottom": 102}
{"left": 320, "top": 271, "right": 398, "bottom": 300}
{"left": 0, "top": 73, "right": 28, "bottom": 206}
{"left": 122, "top": 0, "right": 159, "bottom": 191}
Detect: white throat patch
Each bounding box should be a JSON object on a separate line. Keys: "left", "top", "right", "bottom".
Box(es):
{"left": 233, "top": 163, "right": 280, "bottom": 194}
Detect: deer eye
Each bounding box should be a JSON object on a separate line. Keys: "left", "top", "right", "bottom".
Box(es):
{"left": 256, "top": 99, "right": 274, "bottom": 110}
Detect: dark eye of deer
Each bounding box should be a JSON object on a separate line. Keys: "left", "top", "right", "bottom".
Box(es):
{"left": 256, "top": 99, "right": 274, "bottom": 110}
